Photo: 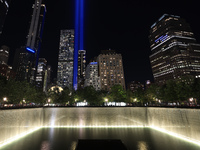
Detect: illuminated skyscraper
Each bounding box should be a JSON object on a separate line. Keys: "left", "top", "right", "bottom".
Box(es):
{"left": 149, "top": 14, "right": 200, "bottom": 84}
{"left": 78, "top": 50, "right": 86, "bottom": 88}
{"left": 84, "top": 62, "right": 101, "bottom": 91}
{"left": 97, "top": 50, "right": 126, "bottom": 91}
{"left": 35, "top": 58, "right": 47, "bottom": 89}
{"left": 26, "top": 0, "right": 46, "bottom": 83}
{"left": 13, "top": 47, "right": 32, "bottom": 81}
{"left": 57, "top": 29, "right": 74, "bottom": 88}
{"left": 26, "top": 0, "right": 46, "bottom": 55}
{"left": 0, "top": 0, "right": 10, "bottom": 34}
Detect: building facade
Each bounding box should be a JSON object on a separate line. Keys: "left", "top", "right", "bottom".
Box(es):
{"left": 97, "top": 50, "right": 125, "bottom": 91}
{"left": 0, "top": 45, "right": 9, "bottom": 64}
{"left": 35, "top": 58, "right": 47, "bottom": 89}
{"left": 0, "top": 0, "right": 10, "bottom": 34}
{"left": 57, "top": 29, "right": 74, "bottom": 88}
{"left": 149, "top": 14, "right": 200, "bottom": 84}
{"left": 26, "top": 0, "right": 46, "bottom": 53}
{"left": 84, "top": 62, "right": 101, "bottom": 91}
{"left": 78, "top": 50, "right": 86, "bottom": 89}
{"left": 127, "top": 81, "right": 144, "bottom": 93}
{"left": 26, "top": 0, "right": 46, "bottom": 83}
{"left": 13, "top": 47, "right": 33, "bottom": 81}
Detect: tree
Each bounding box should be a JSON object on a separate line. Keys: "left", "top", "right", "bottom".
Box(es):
{"left": 47, "top": 87, "right": 61, "bottom": 104}
{"left": 132, "top": 87, "right": 146, "bottom": 105}
{"left": 0, "top": 75, "right": 7, "bottom": 100}
{"left": 57, "top": 87, "right": 73, "bottom": 105}
{"left": 109, "top": 85, "right": 126, "bottom": 102}
{"left": 164, "top": 80, "right": 178, "bottom": 103}
{"left": 192, "top": 78, "right": 200, "bottom": 102}
{"left": 146, "top": 83, "right": 160, "bottom": 102}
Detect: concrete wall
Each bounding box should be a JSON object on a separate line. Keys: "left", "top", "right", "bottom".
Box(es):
{"left": 0, "top": 107, "right": 200, "bottom": 145}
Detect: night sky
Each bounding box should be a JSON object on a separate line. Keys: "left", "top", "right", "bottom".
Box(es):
{"left": 0, "top": 0, "right": 200, "bottom": 86}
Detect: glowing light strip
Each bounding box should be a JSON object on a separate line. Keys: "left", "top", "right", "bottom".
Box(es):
{"left": 43, "top": 125, "right": 146, "bottom": 128}
{"left": 151, "top": 35, "right": 195, "bottom": 51}
{"left": 151, "top": 126, "right": 200, "bottom": 146}
{"left": 0, "top": 127, "right": 41, "bottom": 148}
{"left": 26, "top": 47, "right": 35, "bottom": 53}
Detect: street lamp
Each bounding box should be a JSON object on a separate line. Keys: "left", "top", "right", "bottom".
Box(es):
{"left": 48, "top": 99, "right": 51, "bottom": 106}
{"left": 23, "top": 99, "right": 26, "bottom": 107}
{"left": 3, "top": 97, "right": 7, "bottom": 108}
{"left": 104, "top": 98, "right": 108, "bottom": 106}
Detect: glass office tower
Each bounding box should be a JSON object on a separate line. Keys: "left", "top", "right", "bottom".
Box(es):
{"left": 149, "top": 14, "right": 200, "bottom": 84}
{"left": 57, "top": 29, "right": 74, "bottom": 88}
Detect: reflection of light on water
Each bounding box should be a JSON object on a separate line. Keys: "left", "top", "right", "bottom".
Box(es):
{"left": 151, "top": 126, "right": 200, "bottom": 146}
{"left": 137, "top": 141, "right": 149, "bottom": 150}
{"left": 40, "top": 141, "right": 50, "bottom": 150}
{"left": 69, "top": 141, "right": 77, "bottom": 150}
{"left": 49, "top": 128, "right": 54, "bottom": 141}
{"left": 1, "top": 126, "right": 200, "bottom": 149}
{"left": 0, "top": 126, "right": 41, "bottom": 148}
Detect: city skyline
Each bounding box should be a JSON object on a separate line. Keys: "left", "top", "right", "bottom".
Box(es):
{"left": 0, "top": 0, "right": 200, "bottom": 85}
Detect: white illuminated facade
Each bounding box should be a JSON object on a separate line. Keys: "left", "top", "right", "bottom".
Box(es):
{"left": 57, "top": 29, "right": 74, "bottom": 88}
{"left": 84, "top": 62, "right": 101, "bottom": 91}
{"left": 35, "top": 58, "right": 47, "bottom": 89}
{"left": 149, "top": 14, "right": 200, "bottom": 84}
{"left": 97, "top": 50, "right": 125, "bottom": 91}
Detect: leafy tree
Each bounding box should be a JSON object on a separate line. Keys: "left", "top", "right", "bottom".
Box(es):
{"left": 0, "top": 75, "right": 7, "bottom": 100}
{"left": 126, "top": 89, "right": 133, "bottom": 103}
{"left": 47, "top": 87, "right": 61, "bottom": 104}
{"left": 146, "top": 83, "right": 160, "bottom": 102}
{"left": 109, "top": 85, "right": 126, "bottom": 102}
{"left": 132, "top": 87, "right": 146, "bottom": 105}
{"left": 192, "top": 78, "right": 200, "bottom": 102}
{"left": 57, "top": 87, "right": 73, "bottom": 105}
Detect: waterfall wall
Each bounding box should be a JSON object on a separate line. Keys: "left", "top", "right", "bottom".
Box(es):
{"left": 0, "top": 108, "right": 43, "bottom": 146}
{"left": 0, "top": 107, "right": 200, "bottom": 146}
{"left": 147, "top": 108, "right": 200, "bottom": 142}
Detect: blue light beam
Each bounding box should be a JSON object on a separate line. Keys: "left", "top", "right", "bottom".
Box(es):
{"left": 74, "top": 0, "right": 84, "bottom": 90}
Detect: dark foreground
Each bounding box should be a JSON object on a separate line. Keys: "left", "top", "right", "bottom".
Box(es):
{"left": 2, "top": 128, "right": 200, "bottom": 150}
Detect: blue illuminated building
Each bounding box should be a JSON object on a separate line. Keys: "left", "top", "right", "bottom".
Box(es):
{"left": 74, "top": 0, "right": 84, "bottom": 90}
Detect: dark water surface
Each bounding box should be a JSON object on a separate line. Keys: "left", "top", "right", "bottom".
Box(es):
{"left": 2, "top": 128, "right": 200, "bottom": 150}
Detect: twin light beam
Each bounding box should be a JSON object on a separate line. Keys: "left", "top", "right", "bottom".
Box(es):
{"left": 73, "top": 0, "right": 84, "bottom": 90}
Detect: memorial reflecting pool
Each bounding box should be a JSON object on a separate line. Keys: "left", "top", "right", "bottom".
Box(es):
{"left": 1, "top": 128, "right": 200, "bottom": 150}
